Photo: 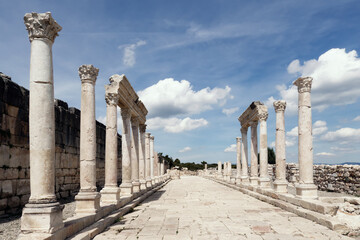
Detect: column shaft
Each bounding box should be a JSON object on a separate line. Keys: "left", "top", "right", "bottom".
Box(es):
{"left": 145, "top": 133, "right": 152, "bottom": 187}
{"left": 131, "top": 117, "right": 140, "bottom": 193}
{"left": 259, "top": 113, "right": 270, "bottom": 188}
{"left": 236, "top": 137, "right": 241, "bottom": 183}
{"left": 150, "top": 136, "right": 155, "bottom": 185}
{"left": 250, "top": 122, "right": 259, "bottom": 185}
{"left": 139, "top": 125, "right": 147, "bottom": 190}
{"left": 120, "top": 108, "right": 133, "bottom": 196}
{"left": 240, "top": 127, "right": 249, "bottom": 182}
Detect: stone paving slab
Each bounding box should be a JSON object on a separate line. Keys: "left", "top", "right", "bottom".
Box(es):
{"left": 93, "top": 176, "right": 352, "bottom": 240}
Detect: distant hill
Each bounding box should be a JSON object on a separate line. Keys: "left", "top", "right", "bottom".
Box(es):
{"left": 315, "top": 162, "right": 360, "bottom": 165}
{"left": 341, "top": 162, "right": 360, "bottom": 165}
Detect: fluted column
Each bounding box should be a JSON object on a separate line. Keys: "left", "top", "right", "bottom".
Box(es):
{"left": 131, "top": 117, "right": 140, "bottom": 193}
{"left": 100, "top": 92, "right": 120, "bottom": 203}
{"left": 240, "top": 127, "right": 249, "bottom": 183}
{"left": 250, "top": 121, "right": 259, "bottom": 186}
{"left": 145, "top": 133, "right": 152, "bottom": 188}
{"left": 120, "top": 108, "right": 133, "bottom": 196}
{"left": 150, "top": 136, "right": 155, "bottom": 185}
{"left": 75, "top": 64, "right": 100, "bottom": 214}
{"left": 20, "top": 12, "right": 63, "bottom": 236}
{"left": 259, "top": 112, "right": 270, "bottom": 188}
{"left": 273, "top": 100, "right": 288, "bottom": 192}
{"left": 139, "top": 124, "right": 147, "bottom": 190}
{"left": 235, "top": 137, "right": 241, "bottom": 184}
{"left": 294, "top": 77, "right": 317, "bottom": 198}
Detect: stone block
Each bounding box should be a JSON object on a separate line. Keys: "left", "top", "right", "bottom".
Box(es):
{"left": 20, "top": 194, "right": 30, "bottom": 206}
{"left": 17, "top": 179, "right": 30, "bottom": 195}
{"left": 8, "top": 196, "right": 20, "bottom": 208}
{"left": 4, "top": 168, "right": 19, "bottom": 179}
{"left": 0, "top": 198, "right": 7, "bottom": 210}
{"left": 1, "top": 180, "right": 13, "bottom": 197}
{"left": 60, "top": 191, "right": 69, "bottom": 198}
{"left": 0, "top": 144, "right": 10, "bottom": 166}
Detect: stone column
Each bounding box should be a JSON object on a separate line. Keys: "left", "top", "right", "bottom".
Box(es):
{"left": 240, "top": 127, "right": 249, "bottom": 182}
{"left": 223, "top": 162, "right": 227, "bottom": 180}
{"left": 258, "top": 112, "right": 271, "bottom": 188}
{"left": 273, "top": 100, "right": 288, "bottom": 193}
{"left": 227, "top": 161, "right": 232, "bottom": 182}
{"left": 236, "top": 137, "right": 242, "bottom": 184}
{"left": 145, "top": 133, "right": 152, "bottom": 188}
{"left": 249, "top": 121, "right": 259, "bottom": 186}
{"left": 20, "top": 12, "right": 63, "bottom": 236}
{"left": 217, "top": 161, "right": 222, "bottom": 178}
{"left": 160, "top": 161, "right": 164, "bottom": 182}
{"left": 100, "top": 92, "right": 120, "bottom": 203}
{"left": 294, "top": 77, "right": 317, "bottom": 198}
{"left": 131, "top": 117, "right": 140, "bottom": 193}
{"left": 120, "top": 108, "right": 133, "bottom": 196}
{"left": 75, "top": 64, "right": 100, "bottom": 214}
{"left": 150, "top": 136, "right": 155, "bottom": 185}
{"left": 154, "top": 151, "right": 159, "bottom": 184}
{"left": 139, "top": 124, "right": 147, "bottom": 190}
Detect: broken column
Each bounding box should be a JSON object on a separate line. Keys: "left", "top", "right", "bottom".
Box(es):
{"left": 293, "top": 77, "right": 317, "bottom": 199}
{"left": 273, "top": 100, "right": 288, "bottom": 192}
{"left": 120, "top": 108, "right": 133, "bottom": 196}
{"left": 236, "top": 137, "right": 241, "bottom": 184}
{"left": 20, "top": 12, "right": 63, "bottom": 237}
{"left": 131, "top": 117, "right": 140, "bottom": 193}
{"left": 249, "top": 121, "right": 259, "bottom": 186}
{"left": 240, "top": 127, "right": 249, "bottom": 183}
{"left": 145, "top": 133, "right": 152, "bottom": 188}
{"left": 258, "top": 110, "right": 270, "bottom": 188}
{"left": 100, "top": 90, "right": 120, "bottom": 203}
{"left": 75, "top": 64, "right": 100, "bottom": 214}
{"left": 139, "top": 124, "right": 147, "bottom": 190}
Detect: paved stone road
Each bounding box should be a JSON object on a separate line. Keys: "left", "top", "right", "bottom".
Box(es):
{"left": 94, "top": 176, "right": 351, "bottom": 240}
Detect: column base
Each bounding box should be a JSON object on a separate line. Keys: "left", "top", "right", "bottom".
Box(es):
{"left": 100, "top": 187, "right": 120, "bottom": 204}
{"left": 139, "top": 179, "right": 147, "bottom": 190}
{"left": 230, "top": 177, "right": 236, "bottom": 184}
{"left": 120, "top": 182, "right": 133, "bottom": 197}
{"left": 20, "top": 202, "right": 64, "bottom": 235}
{"left": 295, "top": 183, "right": 318, "bottom": 199}
{"left": 259, "top": 177, "right": 271, "bottom": 188}
{"left": 249, "top": 177, "right": 259, "bottom": 186}
{"left": 75, "top": 191, "right": 101, "bottom": 214}
{"left": 235, "top": 177, "right": 242, "bottom": 185}
{"left": 132, "top": 181, "right": 140, "bottom": 193}
{"left": 241, "top": 176, "right": 249, "bottom": 183}
{"left": 273, "top": 180, "right": 288, "bottom": 193}
{"left": 154, "top": 177, "right": 159, "bottom": 184}
{"left": 146, "top": 178, "right": 152, "bottom": 188}
{"left": 151, "top": 178, "right": 155, "bottom": 185}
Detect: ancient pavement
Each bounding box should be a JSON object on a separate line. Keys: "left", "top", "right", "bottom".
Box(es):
{"left": 93, "top": 176, "right": 350, "bottom": 240}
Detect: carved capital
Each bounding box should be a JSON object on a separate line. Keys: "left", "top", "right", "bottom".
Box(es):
{"left": 145, "top": 132, "right": 151, "bottom": 138}
{"left": 150, "top": 136, "right": 155, "bottom": 141}
{"left": 258, "top": 112, "right": 268, "bottom": 122}
{"left": 273, "top": 100, "right": 286, "bottom": 112}
{"left": 24, "top": 12, "right": 62, "bottom": 43}
{"left": 78, "top": 65, "right": 99, "bottom": 84}
{"left": 121, "top": 108, "right": 131, "bottom": 119}
{"left": 236, "top": 137, "right": 241, "bottom": 142}
{"left": 131, "top": 116, "right": 139, "bottom": 126}
{"left": 139, "top": 124, "right": 147, "bottom": 133}
{"left": 293, "top": 77, "right": 312, "bottom": 93}
{"left": 240, "top": 126, "right": 248, "bottom": 135}
{"left": 105, "top": 93, "right": 119, "bottom": 106}
{"left": 250, "top": 121, "right": 258, "bottom": 128}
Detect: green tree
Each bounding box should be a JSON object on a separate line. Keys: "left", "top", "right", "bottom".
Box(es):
{"left": 268, "top": 147, "right": 276, "bottom": 164}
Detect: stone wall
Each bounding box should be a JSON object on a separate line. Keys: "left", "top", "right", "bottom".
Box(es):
{"left": 0, "top": 73, "right": 122, "bottom": 215}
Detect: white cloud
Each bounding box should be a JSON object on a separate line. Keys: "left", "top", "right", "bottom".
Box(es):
{"left": 268, "top": 48, "right": 360, "bottom": 115}
{"left": 138, "top": 78, "right": 232, "bottom": 118}
{"left": 316, "top": 152, "right": 335, "bottom": 156}
{"left": 321, "top": 128, "right": 360, "bottom": 143}
{"left": 270, "top": 141, "right": 275, "bottom": 148}
{"left": 286, "top": 126, "right": 298, "bottom": 137}
{"left": 122, "top": 40, "right": 146, "bottom": 67}
{"left": 286, "top": 139, "right": 295, "bottom": 147}
{"left": 97, "top": 116, "right": 106, "bottom": 125}
{"left": 146, "top": 117, "right": 208, "bottom": 133}
{"left": 224, "top": 144, "right": 236, "bottom": 152}
{"left": 353, "top": 116, "right": 360, "bottom": 121}
{"left": 313, "top": 120, "right": 328, "bottom": 136}
{"left": 179, "top": 147, "right": 191, "bottom": 153}
{"left": 222, "top": 107, "right": 239, "bottom": 116}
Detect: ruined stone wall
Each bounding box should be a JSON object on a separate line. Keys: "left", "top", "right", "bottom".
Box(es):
{"left": 0, "top": 73, "right": 122, "bottom": 215}
{"left": 282, "top": 163, "right": 360, "bottom": 196}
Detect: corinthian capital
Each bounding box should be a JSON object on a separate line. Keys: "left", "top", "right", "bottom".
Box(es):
{"left": 258, "top": 112, "right": 268, "bottom": 122}
{"left": 24, "top": 12, "right": 62, "bottom": 43}
{"left": 105, "top": 93, "right": 119, "bottom": 106}
{"left": 139, "top": 124, "right": 147, "bottom": 133}
{"left": 121, "top": 108, "right": 131, "bottom": 119}
{"left": 78, "top": 65, "right": 99, "bottom": 84}
{"left": 273, "top": 100, "right": 286, "bottom": 112}
{"left": 293, "top": 77, "right": 313, "bottom": 93}
{"left": 236, "top": 137, "right": 241, "bottom": 143}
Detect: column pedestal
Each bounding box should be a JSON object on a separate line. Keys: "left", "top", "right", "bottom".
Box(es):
{"left": 273, "top": 180, "right": 288, "bottom": 193}
{"left": 120, "top": 182, "right": 133, "bottom": 196}
{"left": 295, "top": 183, "right": 318, "bottom": 198}
{"left": 75, "top": 192, "right": 101, "bottom": 214}
{"left": 100, "top": 187, "right": 120, "bottom": 204}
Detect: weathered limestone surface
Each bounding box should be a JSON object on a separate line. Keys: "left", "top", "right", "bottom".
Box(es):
{"left": 0, "top": 74, "right": 121, "bottom": 216}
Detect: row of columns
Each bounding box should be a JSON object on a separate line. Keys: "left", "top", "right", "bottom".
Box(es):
{"left": 217, "top": 77, "right": 317, "bottom": 199}
{"left": 20, "top": 12, "right": 169, "bottom": 238}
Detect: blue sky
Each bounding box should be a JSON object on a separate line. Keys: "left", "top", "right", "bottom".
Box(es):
{"left": 1, "top": 0, "right": 360, "bottom": 164}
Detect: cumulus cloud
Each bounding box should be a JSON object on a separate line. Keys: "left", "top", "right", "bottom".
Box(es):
{"left": 222, "top": 107, "right": 239, "bottom": 116}
{"left": 321, "top": 128, "right": 360, "bottom": 143}
{"left": 138, "top": 78, "right": 232, "bottom": 118}
{"left": 316, "top": 152, "right": 335, "bottom": 156}
{"left": 224, "top": 144, "right": 236, "bottom": 152}
{"left": 267, "top": 48, "right": 360, "bottom": 115}
{"left": 313, "top": 120, "right": 328, "bottom": 136}
{"left": 286, "top": 126, "right": 298, "bottom": 137}
{"left": 179, "top": 147, "right": 191, "bottom": 153}
{"left": 146, "top": 117, "right": 208, "bottom": 133}
{"left": 122, "top": 40, "right": 146, "bottom": 67}
{"left": 353, "top": 116, "right": 360, "bottom": 121}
